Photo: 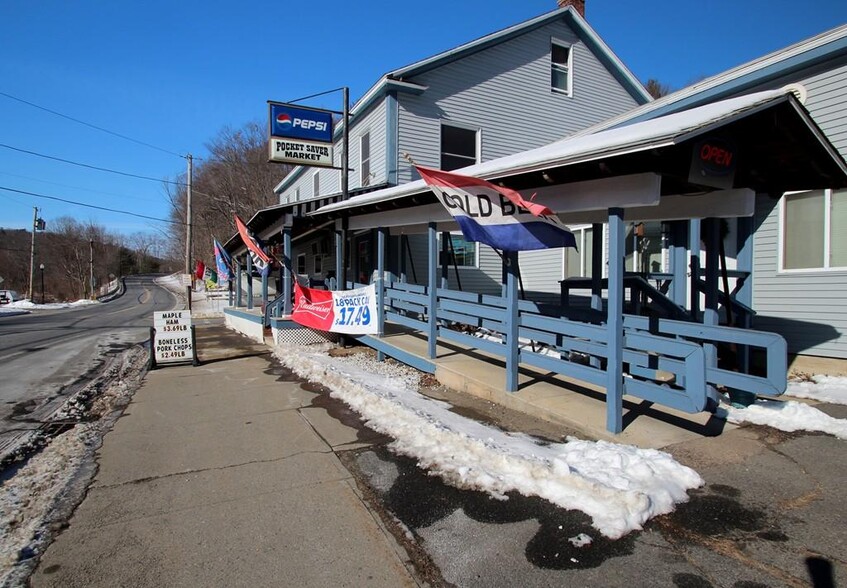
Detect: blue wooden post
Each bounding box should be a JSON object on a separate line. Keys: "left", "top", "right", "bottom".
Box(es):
{"left": 505, "top": 250, "right": 520, "bottom": 392}
{"left": 246, "top": 254, "right": 254, "bottom": 310}
{"left": 736, "top": 216, "right": 754, "bottom": 371}
{"left": 399, "top": 234, "right": 407, "bottom": 283}
{"left": 283, "top": 225, "right": 292, "bottom": 315}
{"left": 440, "top": 231, "right": 449, "bottom": 289}
{"left": 703, "top": 218, "right": 720, "bottom": 404}
{"left": 427, "top": 222, "right": 438, "bottom": 359}
{"left": 591, "top": 223, "right": 603, "bottom": 313}
{"left": 670, "top": 221, "right": 688, "bottom": 307}
{"left": 377, "top": 227, "right": 387, "bottom": 361}
{"left": 689, "top": 218, "right": 702, "bottom": 321}
{"left": 335, "top": 220, "right": 344, "bottom": 291}
{"left": 261, "top": 267, "right": 269, "bottom": 310}
{"left": 235, "top": 259, "right": 242, "bottom": 308}
{"left": 607, "top": 208, "right": 625, "bottom": 434}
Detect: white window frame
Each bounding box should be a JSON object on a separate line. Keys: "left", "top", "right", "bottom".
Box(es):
{"left": 312, "top": 172, "right": 320, "bottom": 198}
{"left": 778, "top": 188, "right": 846, "bottom": 273}
{"left": 293, "top": 187, "right": 300, "bottom": 202}
{"left": 551, "top": 38, "right": 573, "bottom": 97}
{"left": 360, "top": 131, "right": 371, "bottom": 186}
{"left": 437, "top": 232, "right": 479, "bottom": 269}
{"left": 563, "top": 225, "right": 594, "bottom": 277}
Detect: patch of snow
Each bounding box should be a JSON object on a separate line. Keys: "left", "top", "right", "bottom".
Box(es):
{"left": 6, "top": 299, "right": 99, "bottom": 310}
{"left": 568, "top": 533, "right": 593, "bottom": 547}
{"left": 0, "top": 307, "right": 29, "bottom": 316}
{"left": 717, "top": 399, "right": 847, "bottom": 440}
{"left": 273, "top": 344, "right": 703, "bottom": 539}
{"left": 786, "top": 375, "right": 847, "bottom": 405}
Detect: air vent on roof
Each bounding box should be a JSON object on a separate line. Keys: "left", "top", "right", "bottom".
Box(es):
{"left": 782, "top": 83, "right": 808, "bottom": 105}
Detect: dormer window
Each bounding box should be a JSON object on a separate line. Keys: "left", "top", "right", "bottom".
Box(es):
{"left": 551, "top": 40, "right": 572, "bottom": 95}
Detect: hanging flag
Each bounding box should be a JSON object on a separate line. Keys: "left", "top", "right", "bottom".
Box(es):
{"left": 292, "top": 281, "right": 378, "bottom": 335}
{"left": 213, "top": 239, "right": 232, "bottom": 282}
{"left": 195, "top": 260, "right": 206, "bottom": 280}
{"left": 203, "top": 265, "right": 217, "bottom": 285}
{"left": 235, "top": 214, "right": 271, "bottom": 276}
{"left": 416, "top": 165, "right": 576, "bottom": 251}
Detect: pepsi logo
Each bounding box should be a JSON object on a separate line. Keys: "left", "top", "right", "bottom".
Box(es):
{"left": 276, "top": 113, "right": 292, "bottom": 126}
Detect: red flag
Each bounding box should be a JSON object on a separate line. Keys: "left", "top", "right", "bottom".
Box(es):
{"left": 195, "top": 260, "right": 205, "bottom": 280}
{"left": 235, "top": 215, "right": 271, "bottom": 274}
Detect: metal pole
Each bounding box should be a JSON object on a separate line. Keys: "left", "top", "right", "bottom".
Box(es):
{"left": 28, "top": 207, "right": 37, "bottom": 301}
{"left": 340, "top": 87, "right": 350, "bottom": 290}
{"left": 185, "top": 154, "right": 193, "bottom": 309}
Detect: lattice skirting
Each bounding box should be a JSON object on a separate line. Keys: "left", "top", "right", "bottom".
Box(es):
{"left": 272, "top": 325, "right": 338, "bottom": 346}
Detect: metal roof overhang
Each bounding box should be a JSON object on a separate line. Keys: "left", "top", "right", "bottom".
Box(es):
{"left": 311, "top": 89, "right": 847, "bottom": 225}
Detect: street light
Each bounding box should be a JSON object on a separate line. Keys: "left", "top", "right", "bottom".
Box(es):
{"left": 39, "top": 263, "right": 45, "bottom": 304}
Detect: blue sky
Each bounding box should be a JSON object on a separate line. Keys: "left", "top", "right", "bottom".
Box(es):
{"left": 1, "top": 0, "right": 845, "bottom": 238}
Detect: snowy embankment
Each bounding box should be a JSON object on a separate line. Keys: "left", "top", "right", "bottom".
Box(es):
{"left": 1, "top": 299, "right": 99, "bottom": 313}
{"left": 273, "top": 345, "right": 703, "bottom": 539}
{"left": 719, "top": 375, "right": 847, "bottom": 440}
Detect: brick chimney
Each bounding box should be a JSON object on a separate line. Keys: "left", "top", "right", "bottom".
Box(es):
{"left": 557, "top": 0, "right": 585, "bottom": 17}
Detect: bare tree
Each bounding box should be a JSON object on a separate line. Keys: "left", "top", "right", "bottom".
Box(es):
{"left": 645, "top": 78, "right": 672, "bottom": 99}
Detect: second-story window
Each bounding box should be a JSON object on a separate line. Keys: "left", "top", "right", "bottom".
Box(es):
{"left": 360, "top": 132, "right": 371, "bottom": 186}
{"left": 313, "top": 172, "right": 320, "bottom": 198}
{"left": 551, "top": 40, "right": 572, "bottom": 95}
{"left": 440, "top": 124, "right": 478, "bottom": 171}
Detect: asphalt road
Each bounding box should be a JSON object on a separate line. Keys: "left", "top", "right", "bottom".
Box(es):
{"left": 0, "top": 275, "right": 177, "bottom": 454}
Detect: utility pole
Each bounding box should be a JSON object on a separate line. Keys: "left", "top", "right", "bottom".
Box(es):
{"left": 340, "top": 87, "right": 349, "bottom": 290}
{"left": 28, "top": 207, "right": 38, "bottom": 301}
{"left": 89, "top": 239, "right": 95, "bottom": 299}
{"left": 185, "top": 154, "right": 193, "bottom": 310}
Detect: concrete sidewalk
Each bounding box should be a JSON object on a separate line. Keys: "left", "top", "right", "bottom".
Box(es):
{"left": 31, "top": 327, "right": 417, "bottom": 587}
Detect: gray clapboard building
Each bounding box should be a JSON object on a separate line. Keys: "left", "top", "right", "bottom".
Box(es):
{"left": 272, "top": 1, "right": 650, "bottom": 292}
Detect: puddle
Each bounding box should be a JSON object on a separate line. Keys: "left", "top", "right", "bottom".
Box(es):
{"left": 663, "top": 492, "right": 767, "bottom": 537}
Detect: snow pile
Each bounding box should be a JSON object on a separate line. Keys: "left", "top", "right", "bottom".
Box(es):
{"left": 0, "top": 425, "right": 96, "bottom": 574}
{"left": 719, "top": 399, "right": 847, "bottom": 440}
{"left": 5, "top": 299, "right": 99, "bottom": 310}
{"left": 786, "top": 375, "right": 847, "bottom": 405}
{"left": 0, "top": 306, "right": 29, "bottom": 316}
{"left": 568, "top": 533, "right": 593, "bottom": 547}
{"left": 274, "top": 345, "right": 703, "bottom": 539}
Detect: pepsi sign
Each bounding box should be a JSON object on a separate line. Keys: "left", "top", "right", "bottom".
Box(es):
{"left": 269, "top": 102, "right": 334, "bottom": 143}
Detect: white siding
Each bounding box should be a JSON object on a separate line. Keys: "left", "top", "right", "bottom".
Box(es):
{"left": 752, "top": 194, "right": 847, "bottom": 358}
{"left": 278, "top": 100, "right": 388, "bottom": 203}
{"left": 396, "top": 19, "right": 642, "bottom": 183}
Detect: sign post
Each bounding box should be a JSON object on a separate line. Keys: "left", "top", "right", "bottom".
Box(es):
{"left": 151, "top": 310, "right": 198, "bottom": 368}
{"left": 267, "top": 102, "right": 336, "bottom": 168}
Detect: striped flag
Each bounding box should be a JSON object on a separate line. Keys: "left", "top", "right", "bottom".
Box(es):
{"left": 416, "top": 165, "right": 576, "bottom": 252}
{"left": 213, "top": 239, "right": 232, "bottom": 282}
{"left": 235, "top": 215, "right": 271, "bottom": 276}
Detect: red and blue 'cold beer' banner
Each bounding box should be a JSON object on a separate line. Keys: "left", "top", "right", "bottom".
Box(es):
{"left": 416, "top": 165, "right": 576, "bottom": 252}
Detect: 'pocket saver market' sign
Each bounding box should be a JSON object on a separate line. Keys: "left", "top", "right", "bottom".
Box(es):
{"left": 292, "top": 282, "right": 378, "bottom": 335}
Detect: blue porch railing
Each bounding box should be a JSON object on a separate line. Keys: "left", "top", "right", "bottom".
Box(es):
{"left": 382, "top": 278, "right": 786, "bottom": 422}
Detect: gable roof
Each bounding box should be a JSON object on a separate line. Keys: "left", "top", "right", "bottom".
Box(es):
{"left": 573, "top": 23, "right": 847, "bottom": 136}
{"left": 273, "top": 6, "right": 651, "bottom": 194}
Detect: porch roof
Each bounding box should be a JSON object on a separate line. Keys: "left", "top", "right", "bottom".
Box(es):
{"left": 312, "top": 88, "right": 847, "bottom": 220}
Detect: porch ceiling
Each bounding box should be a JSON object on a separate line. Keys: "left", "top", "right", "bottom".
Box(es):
{"left": 312, "top": 88, "right": 847, "bottom": 222}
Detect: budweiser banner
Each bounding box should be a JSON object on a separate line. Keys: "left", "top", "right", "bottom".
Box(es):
{"left": 292, "top": 282, "right": 378, "bottom": 335}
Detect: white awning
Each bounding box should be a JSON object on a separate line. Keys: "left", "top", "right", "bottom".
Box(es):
{"left": 314, "top": 88, "right": 844, "bottom": 216}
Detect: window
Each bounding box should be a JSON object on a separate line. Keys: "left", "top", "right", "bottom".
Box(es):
{"left": 360, "top": 132, "right": 371, "bottom": 186}
{"left": 313, "top": 255, "right": 322, "bottom": 275}
{"left": 782, "top": 188, "right": 847, "bottom": 270}
{"left": 565, "top": 227, "right": 594, "bottom": 277}
{"left": 293, "top": 187, "right": 300, "bottom": 202}
{"left": 551, "top": 40, "right": 572, "bottom": 95}
{"left": 297, "top": 253, "right": 306, "bottom": 275}
{"left": 440, "top": 124, "right": 478, "bottom": 171}
{"left": 438, "top": 233, "right": 478, "bottom": 268}
{"left": 313, "top": 172, "right": 320, "bottom": 198}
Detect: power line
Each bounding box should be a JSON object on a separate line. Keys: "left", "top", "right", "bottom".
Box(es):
{"left": 0, "top": 143, "right": 185, "bottom": 186}
{"left": 0, "top": 91, "right": 186, "bottom": 159}
{"left": 0, "top": 186, "right": 184, "bottom": 225}
{"left": 0, "top": 170, "right": 169, "bottom": 204}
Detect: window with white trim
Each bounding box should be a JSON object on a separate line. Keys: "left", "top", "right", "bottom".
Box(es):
{"left": 313, "top": 172, "right": 320, "bottom": 198}
{"left": 781, "top": 188, "right": 847, "bottom": 270}
{"left": 565, "top": 226, "right": 594, "bottom": 277}
{"left": 551, "top": 40, "right": 572, "bottom": 95}
{"left": 293, "top": 187, "right": 300, "bottom": 202}
{"left": 360, "top": 132, "right": 371, "bottom": 186}
{"left": 437, "top": 233, "right": 478, "bottom": 268}
{"left": 440, "top": 124, "right": 478, "bottom": 171}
